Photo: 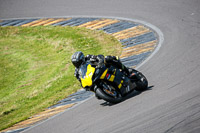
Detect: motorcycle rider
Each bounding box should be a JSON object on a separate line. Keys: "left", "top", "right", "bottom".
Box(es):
{"left": 71, "top": 51, "right": 133, "bottom": 96}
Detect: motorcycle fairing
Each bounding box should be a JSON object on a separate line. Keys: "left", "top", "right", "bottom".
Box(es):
{"left": 80, "top": 63, "right": 96, "bottom": 88}
{"left": 100, "top": 69, "right": 108, "bottom": 79}
{"left": 100, "top": 68, "right": 116, "bottom": 82}
{"left": 99, "top": 67, "right": 124, "bottom": 89}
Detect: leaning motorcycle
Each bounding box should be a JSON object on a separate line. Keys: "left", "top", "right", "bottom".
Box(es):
{"left": 79, "top": 61, "right": 148, "bottom": 103}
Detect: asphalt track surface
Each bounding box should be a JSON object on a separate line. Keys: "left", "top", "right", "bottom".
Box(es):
{"left": 1, "top": 0, "right": 200, "bottom": 133}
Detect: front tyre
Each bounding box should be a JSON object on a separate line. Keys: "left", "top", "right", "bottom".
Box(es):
{"left": 95, "top": 88, "right": 122, "bottom": 104}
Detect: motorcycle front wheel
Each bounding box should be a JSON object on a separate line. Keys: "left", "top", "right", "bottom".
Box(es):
{"left": 95, "top": 87, "right": 122, "bottom": 104}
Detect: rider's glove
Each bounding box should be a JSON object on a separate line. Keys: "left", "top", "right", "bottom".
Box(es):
{"left": 90, "top": 55, "right": 98, "bottom": 62}
{"left": 74, "top": 68, "right": 81, "bottom": 82}
{"left": 96, "top": 55, "right": 104, "bottom": 68}
{"left": 85, "top": 55, "right": 92, "bottom": 61}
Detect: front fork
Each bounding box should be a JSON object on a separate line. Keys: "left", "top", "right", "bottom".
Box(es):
{"left": 95, "top": 82, "right": 120, "bottom": 98}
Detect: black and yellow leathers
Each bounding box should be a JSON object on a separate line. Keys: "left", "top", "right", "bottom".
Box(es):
{"left": 74, "top": 55, "right": 133, "bottom": 96}
{"left": 104, "top": 55, "right": 130, "bottom": 76}
{"left": 74, "top": 55, "right": 130, "bottom": 80}
{"left": 97, "top": 65, "right": 135, "bottom": 96}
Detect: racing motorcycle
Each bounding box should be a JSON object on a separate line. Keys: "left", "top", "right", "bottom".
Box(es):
{"left": 79, "top": 61, "right": 148, "bottom": 103}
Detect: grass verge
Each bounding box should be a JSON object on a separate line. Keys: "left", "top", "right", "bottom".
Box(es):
{"left": 0, "top": 26, "right": 122, "bottom": 130}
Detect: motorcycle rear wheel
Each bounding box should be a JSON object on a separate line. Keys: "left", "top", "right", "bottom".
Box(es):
{"left": 130, "top": 69, "right": 148, "bottom": 91}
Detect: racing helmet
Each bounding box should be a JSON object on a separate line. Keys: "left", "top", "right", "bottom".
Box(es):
{"left": 71, "top": 51, "right": 85, "bottom": 68}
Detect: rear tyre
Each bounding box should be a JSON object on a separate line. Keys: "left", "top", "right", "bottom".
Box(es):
{"left": 95, "top": 88, "right": 122, "bottom": 104}
{"left": 130, "top": 69, "right": 148, "bottom": 91}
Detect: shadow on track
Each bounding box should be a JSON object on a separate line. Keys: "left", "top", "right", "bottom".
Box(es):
{"left": 100, "top": 85, "right": 154, "bottom": 106}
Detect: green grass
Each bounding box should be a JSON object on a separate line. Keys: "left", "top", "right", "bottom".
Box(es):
{"left": 0, "top": 26, "right": 122, "bottom": 130}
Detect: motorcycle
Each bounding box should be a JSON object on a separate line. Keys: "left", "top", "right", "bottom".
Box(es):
{"left": 79, "top": 61, "right": 148, "bottom": 103}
